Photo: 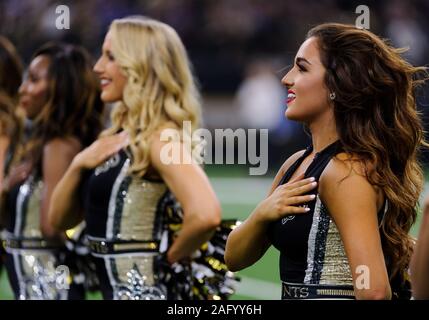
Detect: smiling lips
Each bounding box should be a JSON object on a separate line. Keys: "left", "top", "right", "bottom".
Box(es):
{"left": 19, "top": 98, "right": 28, "bottom": 107}
{"left": 287, "top": 90, "right": 296, "bottom": 104}
{"left": 100, "top": 78, "right": 112, "bottom": 88}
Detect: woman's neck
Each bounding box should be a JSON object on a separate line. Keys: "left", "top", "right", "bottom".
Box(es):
{"left": 308, "top": 113, "right": 339, "bottom": 153}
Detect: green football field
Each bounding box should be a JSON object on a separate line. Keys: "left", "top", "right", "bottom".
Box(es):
{"left": 0, "top": 165, "right": 426, "bottom": 300}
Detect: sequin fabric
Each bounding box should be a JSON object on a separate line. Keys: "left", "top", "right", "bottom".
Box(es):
{"left": 95, "top": 152, "right": 239, "bottom": 300}
{"left": 118, "top": 179, "right": 167, "bottom": 241}
{"left": 102, "top": 157, "right": 168, "bottom": 299}
{"left": 6, "top": 175, "right": 71, "bottom": 300}
{"left": 304, "top": 195, "right": 353, "bottom": 285}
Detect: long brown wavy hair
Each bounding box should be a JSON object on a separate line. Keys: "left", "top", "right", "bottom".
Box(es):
{"left": 307, "top": 23, "right": 427, "bottom": 281}
{"left": 21, "top": 43, "right": 105, "bottom": 169}
{"left": 0, "top": 36, "right": 24, "bottom": 171}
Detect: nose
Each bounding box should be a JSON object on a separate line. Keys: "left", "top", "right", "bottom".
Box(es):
{"left": 18, "top": 78, "right": 28, "bottom": 96}
{"left": 281, "top": 69, "right": 294, "bottom": 88}
{"left": 93, "top": 56, "right": 104, "bottom": 74}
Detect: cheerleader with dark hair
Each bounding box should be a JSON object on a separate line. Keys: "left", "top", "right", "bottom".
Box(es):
{"left": 1, "top": 42, "right": 104, "bottom": 299}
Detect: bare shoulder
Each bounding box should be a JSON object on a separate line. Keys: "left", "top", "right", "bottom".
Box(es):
{"left": 42, "top": 137, "right": 83, "bottom": 179}
{"left": 150, "top": 121, "right": 182, "bottom": 144}
{"left": 320, "top": 152, "right": 366, "bottom": 184}
{"left": 43, "top": 136, "right": 82, "bottom": 158}
{"left": 319, "top": 152, "right": 379, "bottom": 209}
{"left": 149, "top": 122, "right": 185, "bottom": 167}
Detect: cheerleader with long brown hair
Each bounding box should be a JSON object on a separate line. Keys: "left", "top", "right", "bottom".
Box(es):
{"left": 226, "top": 23, "right": 426, "bottom": 300}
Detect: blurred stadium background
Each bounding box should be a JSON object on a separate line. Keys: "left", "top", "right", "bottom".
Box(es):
{"left": 1, "top": 0, "right": 429, "bottom": 299}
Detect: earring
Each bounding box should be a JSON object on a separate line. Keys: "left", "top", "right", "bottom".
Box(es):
{"left": 329, "top": 92, "right": 336, "bottom": 100}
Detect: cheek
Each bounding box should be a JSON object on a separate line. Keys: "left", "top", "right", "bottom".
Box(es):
{"left": 299, "top": 77, "right": 327, "bottom": 104}
{"left": 110, "top": 65, "right": 127, "bottom": 92}
{"left": 35, "top": 85, "right": 49, "bottom": 102}
{"left": 32, "top": 85, "right": 49, "bottom": 115}
{"left": 116, "top": 73, "right": 127, "bottom": 92}
{"left": 286, "top": 76, "right": 330, "bottom": 121}
{"left": 116, "top": 70, "right": 128, "bottom": 91}
{"left": 27, "top": 82, "right": 48, "bottom": 107}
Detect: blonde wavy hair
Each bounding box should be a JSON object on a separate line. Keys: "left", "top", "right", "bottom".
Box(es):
{"left": 101, "top": 16, "right": 202, "bottom": 177}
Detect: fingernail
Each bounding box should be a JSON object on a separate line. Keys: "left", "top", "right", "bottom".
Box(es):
{"left": 309, "top": 177, "right": 315, "bottom": 181}
{"left": 305, "top": 208, "right": 310, "bottom": 212}
{"left": 310, "top": 194, "right": 316, "bottom": 199}
{"left": 312, "top": 182, "right": 317, "bottom": 186}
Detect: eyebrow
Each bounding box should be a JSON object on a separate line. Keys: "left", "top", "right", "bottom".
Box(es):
{"left": 295, "top": 57, "right": 312, "bottom": 65}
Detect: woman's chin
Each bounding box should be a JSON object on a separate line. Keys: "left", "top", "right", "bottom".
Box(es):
{"left": 285, "top": 108, "right": 301, "bottom": 121}
{"left": 100, "top": 92, "right": 121, "bottom": 104}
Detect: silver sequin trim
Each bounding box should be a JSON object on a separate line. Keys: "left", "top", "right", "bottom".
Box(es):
{"left": 304, "top": 196, "right": 322, "bottom": 284}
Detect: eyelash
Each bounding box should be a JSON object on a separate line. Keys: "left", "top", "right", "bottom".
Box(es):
{"left": 297, "top": 64, "right": 306, "bottom": 72}
{"left": 107, "top": 52, "right": 115, "bottom": 61}
{"left": 28, "top": 74, "right": 38, "bottom": 82}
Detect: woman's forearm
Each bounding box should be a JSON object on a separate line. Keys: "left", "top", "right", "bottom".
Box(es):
{"left": 224, "top": 209, "right": 271, "bottom": 272}
{"left": 166, "top": 202, "right": 221, "bottom": 264}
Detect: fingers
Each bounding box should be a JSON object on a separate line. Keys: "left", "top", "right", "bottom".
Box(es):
{"left": 118, "top": 130, "right": 129, "bottom": 140}
{"left": 281, "top": 177, "right": 316, "bottom": 191}
{"left": 102, "top": 143, "right": 124, "bottom": 159}
{"left": 283, "top": 206, "right": 310, "bottom": 214}
{"left": 273, "top": 176, "right": 318, "bottom": 219}
{"left": 11, "top": 162, "right": 31, "bottom": 177}
{"left": 19, "top": 166, "right": 31, "bottom": 179}
{"left": 6, "top": 162, "right": 32, "bottom": 189}
{"left": 270, "top": 202, "right": 311, "bottom": 220}
{"left": 113, "top": 131, "right": 130, "bottom": 148}
{"left": 277, "top": 195, "right": 315, "bottom": 218}
{"left": 284, "top": 194, "right": 316, "bottom": 206}
{"left": 101, "top": 132, "right": 129, "bottom": 150}
{"left": 286, "top": 180, "right": 318, "bottom": 197}
{"left": 92, "top": 132, "right": 129, "bottom": 156}
{"left": 100, "top": 134, "right": 129, "bottom": 161}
